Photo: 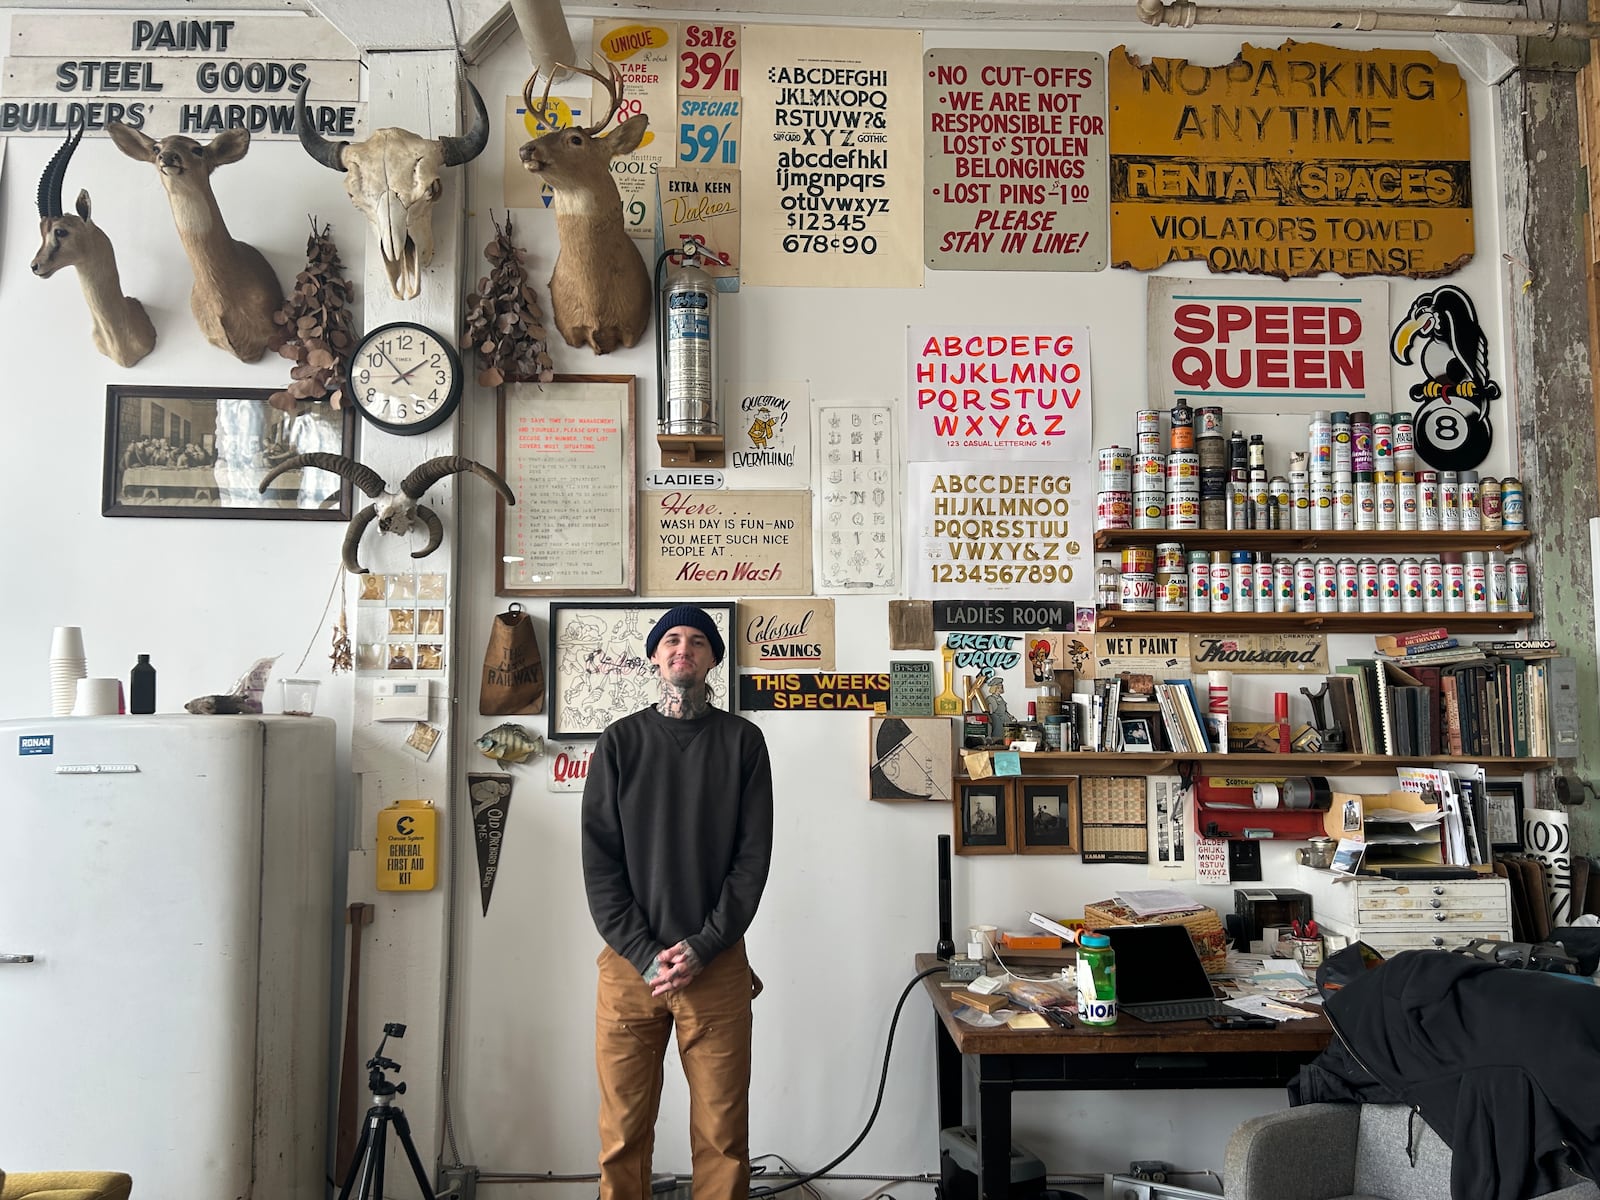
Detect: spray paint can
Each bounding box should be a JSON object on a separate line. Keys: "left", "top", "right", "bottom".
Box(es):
{"left": 1464, "top": 552, "right": 1488, "bottom": 613}
{"left": 1316, "top": 558, "right": 1338, "bottom": 613}
{"left": 1275, "top": 559, "right": 1295, "bottom": 613}
{"left": 1440, "top": 471, "right": 1460, "bottom": 531}
{"left": 1211, "top": 549, "right": 1234, "bottom": 613}
{"left": 1295, "top": 558, "right": 1317, "bottom": 613}
{"left": 1372, "top": 412, "right": 1394, "bottom": 472}
{"left": 1460, "top": 471, "right": 1482, "bottom": 530}
{"left": 1418, "top": 471, "right": 1439, "bottom": 531}
{"left": 1333, "top": 472, "right": 1355, "bottom": 531}
{"left": 1398, "top": 471, "right": 1418, "bottom": 531}
{"left": 1400, "top": 557, "right": 1424, "bottom": 613}
{"left": 1233, "top": 550, "right": 1256, "bottom": 614}
{"left": 1187, "top": 550, "right": 1211, "bottom": 612}
{"left": 1443, "top": 552, "right": 1466, "bottom": 613}
{"left": 1256, "top": 555, "right": 1277, "bottom": 612}
{"left": 1337, "top": 558, "right": 1360, "bottom": 613}
{"left": 1311, "top": 476, "right": 1334, "bottom": 530}
{"left": 1423, "top": 556, "right": 1445, "bottom": 613}
{"left": 1501, "top": 477, "right": 1525, "bottom": 530}
{"left": 1358, "top": 557, "right": 1381, "bottom": 613}
{"left": 1376, "top": 471, "right": 1397, "bottom": 531}
{"left": 1331, "top": 411, "right": 1352, "bottom": 474}
{"left": 1355, "top": 472, "right": 1376, "bottom": 531}
{"left": 1487, "top": 551, "right": 1510, "bottom": 614}
{"left": 1309, "top": 411, "right": 1333, "bottom": 474}
{"left": 1480, "top": 477, "right": 1503, "bottom": 531}
{"left": 1392, "top": 411, "right": 1416, "bottom": 472}
{"left": 1351, "top": 411, "right": 1374, "bottom": 473}
{"left": 1379, "top": 557, "right": 1402, "bottom": 613}
{"left": 1509, "top": 552, "right": 1531, "bottom": 611}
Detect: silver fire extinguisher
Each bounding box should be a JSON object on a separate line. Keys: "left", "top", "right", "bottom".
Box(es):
{"left": 656, "top": 236, "right": 718, "bottom": 436}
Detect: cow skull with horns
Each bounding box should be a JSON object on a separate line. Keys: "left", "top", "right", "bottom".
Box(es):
{"left": 296, "top": 79, "right": 490, "bottom": 300}
{"left": 259, "top": 453, "right": 516, "bottom": 574}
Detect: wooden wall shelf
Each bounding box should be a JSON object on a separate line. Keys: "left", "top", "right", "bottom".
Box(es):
{"left": 959, "top": 752, "right": 1552, "bottom": 777}
{"left": 1094, "top": 530, "right": 1532, "bottom": 554}
{"left": 1095, "top": 611, "right": 1533, "bottom": 633}
{"left": 656, "top": 434, "right": 726, "bottom": 467}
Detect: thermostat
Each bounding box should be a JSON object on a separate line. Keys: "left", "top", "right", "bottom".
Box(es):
{"left": 374, "top": 680, "right": 430, "bottom": 722}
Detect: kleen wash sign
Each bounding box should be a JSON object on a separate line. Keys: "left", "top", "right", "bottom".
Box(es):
{"left": 1147, "top": 277, "right": 1392, "bottom": 414}
{"left": 907, "top": 325, "right": 1093, "bottom": 462}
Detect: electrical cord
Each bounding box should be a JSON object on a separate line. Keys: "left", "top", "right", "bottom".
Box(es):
{"left": 749, "top": 965, "right": 946, "bottom": 1198}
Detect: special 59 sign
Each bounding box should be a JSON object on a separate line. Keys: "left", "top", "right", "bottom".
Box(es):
{"left": 905, "top": 462, "right": 1090, "bottom": 600}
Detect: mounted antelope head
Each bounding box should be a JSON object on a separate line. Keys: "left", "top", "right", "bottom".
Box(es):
{"left": 258, "top": 453, "right": 516, "bottom": 574}
{"left": 32, "top": 120, "right": 156, "bottom": 369}
{"left": 519, "top": 62, "right": 652, "bottom": 355}
{"left": 106, "top": 121, "right": 284, "bottom": 363}
{"left": 296, "top": 79, "right": 490, "bottom": 301}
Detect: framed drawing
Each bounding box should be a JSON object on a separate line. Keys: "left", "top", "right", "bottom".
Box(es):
{"left": 497, "top": 376, "right": 636, "bottom": 596}
{"left": 548, "top": 601, "right": 734, "bottom": 738}
{"left": 102, "top": 385, "right": 355, "bottom": 519}
{"left": 956, "top": 779, "right": 1014, "bottom": 855}
{"left": 1485, "top": 781, "right": 1526, "bottom": 853}
{"left": 1017, "top": 778, "right": 1079, "bottom": 854}
{"left": 867, "top": 716, "right": 954, "bottom": 802}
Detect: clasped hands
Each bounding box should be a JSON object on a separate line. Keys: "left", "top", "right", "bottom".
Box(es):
{"left": 646, "top": 941, "right": 703, "bottom": 996}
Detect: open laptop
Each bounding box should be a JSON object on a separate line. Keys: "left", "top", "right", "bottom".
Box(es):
{"left": 1101, "top": 924, "right": 1237, "bottom": 1023}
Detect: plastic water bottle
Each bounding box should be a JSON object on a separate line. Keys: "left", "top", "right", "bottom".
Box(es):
{"left": 1076, "top": 933, "right": 1117, "bottom": 1027}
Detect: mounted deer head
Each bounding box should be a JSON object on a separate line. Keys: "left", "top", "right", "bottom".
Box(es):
{"left": 518, "top": 62, "right": 652, "bottom": 355}
{"left": 297, "top": 79, "right": 490, "bottom": 301}
{"left": 106, "top": 121, "right": 284, "bottom": 362}
{"left": 258, "top": 453, "right": 516, "bottom": 574}
{"left": 31, "top": 119, "right": 156, "bottom": 368}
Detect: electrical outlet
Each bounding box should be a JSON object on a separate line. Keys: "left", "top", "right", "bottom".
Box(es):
{"left": 438, "top": 1165, "right": 478, "bottom": 1200}
{"left": 1130, "top": 1160, "right": 1173, "bottom": 1182}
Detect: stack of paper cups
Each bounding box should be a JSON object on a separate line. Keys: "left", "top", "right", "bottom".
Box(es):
{"left": 71, "top": 677, "right": 121, "bottom": 717}
{"left": 50, "top": 626, "right": 87, "bottom": 717}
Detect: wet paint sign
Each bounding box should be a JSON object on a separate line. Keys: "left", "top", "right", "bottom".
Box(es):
{"left": 924, "top": 49, "right": 1107, "bottom": 271}
{"left": 1109, "top": 42, "right": 1473, "bottom": 279}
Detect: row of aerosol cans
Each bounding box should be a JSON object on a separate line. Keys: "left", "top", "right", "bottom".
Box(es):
{"left": 1112, "top": 544, "right": 1531, "bottom": 615}
{"left": 1094, "top": 406, "right": 1528, "bottom": 533}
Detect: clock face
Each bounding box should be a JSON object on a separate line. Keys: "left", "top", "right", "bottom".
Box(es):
{"left": 349, "top": 321, "right": 462, "bottom": 436}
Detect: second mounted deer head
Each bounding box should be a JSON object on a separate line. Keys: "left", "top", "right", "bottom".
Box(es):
{"left": 518, "top": 62, "right": 653, "bottom": 355}
{"left": 31, "top": 119, "right": 155, "bottom": 368}
{"left": 107, "top": 121, "right": 285, "bottom": 362}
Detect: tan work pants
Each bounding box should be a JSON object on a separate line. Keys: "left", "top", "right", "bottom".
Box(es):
{"left": 595, "top": 941, "right": 759, "bottom": 1200}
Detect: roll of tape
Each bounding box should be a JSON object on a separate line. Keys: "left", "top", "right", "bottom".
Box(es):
{"left": 1253, "top": 782, "right": 1280, "bottom": 810}
{"left": 1284, "top": 776, "right": 1334, "bottom": 811}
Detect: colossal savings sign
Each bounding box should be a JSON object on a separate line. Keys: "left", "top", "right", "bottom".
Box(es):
{"left": 907, "top": 325, "right": 1093, "bottom": 461}
{"left": 1146, "top": 277, "right": 1392, "bottom": 414}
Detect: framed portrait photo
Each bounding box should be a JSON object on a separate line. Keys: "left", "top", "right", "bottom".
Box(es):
{"left": 1118, "top": 718, "right": 1154, "bottom": 751}
{"left": 956, "top": 780, "right": 1014, "bottom": 855}
{"left": 548, "top": 601, "right": 734, "bottom": 738}
{"left": 1017, "top": 778, "right": 1079, "bottom": 854}
{"left": 867, "top": 716, "right": 954, "bottom": 802}
{"left": 102, "top": 385, "right": 355, "bottom": 520}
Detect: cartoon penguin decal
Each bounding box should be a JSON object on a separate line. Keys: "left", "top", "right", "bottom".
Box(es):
{"left": 1390, "top": 285, "right": 1499, "bottom": 471}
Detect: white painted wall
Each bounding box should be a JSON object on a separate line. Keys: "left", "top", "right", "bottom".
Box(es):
{"left": 437, "top": 12, "right": 1519, "bottom": 1198}
{"left": 0, "top": 5, "right": 1527, "bottom": 1197}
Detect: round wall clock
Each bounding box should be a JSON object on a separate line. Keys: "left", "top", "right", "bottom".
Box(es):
{"left": 347, "top": 321, "right": 463, "bottom": 436}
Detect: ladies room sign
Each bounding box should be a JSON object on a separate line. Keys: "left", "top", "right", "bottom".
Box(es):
{"left": 642, "top": 488, "right": 813, "bottom": 595}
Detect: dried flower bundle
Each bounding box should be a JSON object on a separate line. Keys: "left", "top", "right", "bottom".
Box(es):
{"left": 463, "top": 211, "right": 554, "bottom": 387}
{"left": 268, "top": 218, "right": 356, "bottom": 413}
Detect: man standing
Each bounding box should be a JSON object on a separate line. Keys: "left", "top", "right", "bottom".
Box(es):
{"left": 581, "top": 605, "right": 774, "bottom": 1200}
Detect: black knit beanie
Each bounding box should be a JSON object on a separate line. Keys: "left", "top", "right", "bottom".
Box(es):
{"left": 645, "top": 605, "right": 725, "bottom": 665}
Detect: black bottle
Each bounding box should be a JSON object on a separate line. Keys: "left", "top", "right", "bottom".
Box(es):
{"left": 130, "top": 654, "right": 156, "bottom": 714}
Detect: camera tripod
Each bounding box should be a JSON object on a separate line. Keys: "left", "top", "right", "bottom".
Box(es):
{"left": 339, "top": 1022, "right": 436, "bottom": 1200}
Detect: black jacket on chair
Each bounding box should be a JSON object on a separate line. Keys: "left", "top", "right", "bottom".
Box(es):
{"left": 1290, "top": 950, "right": 1600, "bottom": 1200}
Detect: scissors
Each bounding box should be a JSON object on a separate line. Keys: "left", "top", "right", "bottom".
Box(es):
{"left": 1292, "top": 919, "right": 1319, "bottom": 939}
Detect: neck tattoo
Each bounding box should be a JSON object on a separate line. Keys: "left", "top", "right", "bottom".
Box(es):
{"left": 657, "top": 682, "right": 711, "bottom": 720}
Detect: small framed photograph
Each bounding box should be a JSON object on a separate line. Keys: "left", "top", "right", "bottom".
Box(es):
{"left": 868, "top": 715, "right": 954, "bottom": 802}
{"left": 1485, "top": 781, "right": 1526, "bottom": 852}
{"left": 1331, "top": 837, "right": 1367, "bottom": 876}
{"left": 1119, "top": 718, "right": 1154, "bottom": 750}
{"left": 1017, "top": 779, "right": 1079, "bottom": 854}
{"left": 956, "top": 780, "right": 1014, "bottom": 855}
{"left": 102, "top": 384, "right": 355, "bottom": 520}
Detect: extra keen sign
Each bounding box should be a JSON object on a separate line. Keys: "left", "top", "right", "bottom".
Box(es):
{"left": 1108, "top": 41, "right": 1473, "bottom": 279}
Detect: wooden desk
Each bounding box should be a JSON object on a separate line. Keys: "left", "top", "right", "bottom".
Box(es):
{"left": 916, "top": 953, "right": 1333, "bottom": 1199}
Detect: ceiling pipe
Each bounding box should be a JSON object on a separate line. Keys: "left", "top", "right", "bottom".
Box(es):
{"left": 507, "top": 0, "right": 576, "bottom": 77}
{"left": 1135, "top": 0, "right": 1597, "bottom": 38}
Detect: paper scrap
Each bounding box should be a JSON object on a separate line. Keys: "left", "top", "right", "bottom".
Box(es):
{"left": 993, "top": 751, "right": 1022, "bottom": 777}
{"left": 962, "top": 750, "right": 994, "bottom": 779}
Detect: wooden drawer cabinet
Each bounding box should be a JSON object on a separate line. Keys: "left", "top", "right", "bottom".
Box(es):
{"left": 1296, "top": 869, "right": 1511, "bottom": 958}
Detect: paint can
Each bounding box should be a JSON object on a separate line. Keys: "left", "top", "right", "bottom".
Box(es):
{"left": 1397, "top": 471, "right": 1418, "bottom": 531}
{"left": 1169, "top": 403, "right": 1195, "bottom": 450}
{"left": 1256, "top": 556, "right": 1277, "bottom": 612}
{"left": 1187, "top": 551, "right": 1211, "bottom": 611}
{"left": 1157, "top": 570, "right": 1189, "bottom": 612}
{"left": 1134, "top": 494, "right": 1167, "bottom": 529}
{"left": 1358, "top": 558, "right": 1381, "bottom": 613}
{"left": 1120, "top": 573, "right": 1156, "bottom": 612}
{"left": 1376, "top": 471, "right": 1397, "bottom": 531}
{"left": 1439, "top": 471, "right": 1460, "bottom": 530}
{"left": 1316, "top": 558, "right": 1339, "bottom": 613}
{"left": 1197, "top": 405, "right": 1225, "bottom": 440}
{"left": 1487, "top": 552, "right": 1509, "bottom": 614}
{"left": 1338, "top": 558, "right": 1360, "bottom": 613}
{"left": 1351, "top": 411, "right": 1374, "bottom": 473}
{"left": 1443, "top": 553, "right": 1466, "bottom": 613}
{"left": 1210, "top": 551, "right": 1234, "bottom": 613}
{"left": 1332, "top": 411, "right": 1352, "bottom": 474}
{"left": 1155, "top": 542, "right": 1187, "bottom": 573}
{"left": 1393, "top": 411, "right": 1416, "bottom": 472}
{"left": 1233, "top": 550, "right": 1256, "bottom": 614}
{"left": 1460, "top": 471, "right": 1481, "bottom": 530}
{"left": 1418, "top": 471, "right": 1440, "bottom": 531}
{"left": 1096, "top": 491, "right": 1131, "bottom": 530}
{"left": 1372, "top": 412, "right": 1394, "bottom": 471}
{"left": 1501, "top": 477, "right": 1525, "bottom": 530}
{"left": 1509, "top": 553, "right": 1531, "bottom": 611}
{"left": 1464, "top": 552, "right": 1488, "bottom": 613}
{"left": 1133, "top": 452, "right": 1166, "bottom": 488}
{"left": 1480, "top": 477, "right": 1503, "bottom": 531}
{"left": 1121, "top": 547, "right": 1155, "bottom": 575}
{"left": 1333, "top": 472, "right": 1355, "bottom": 531}
{"left": 1355, "top": 473, "right": 1376, "bottom": 531}
{"left": 1097, "top": 446, "right": 1132, "bottom": 492}
{"left": 1423, "top": 557, "right": 1445, "bottom": 613}
{"left": 1135, "top": 408, "right": 1163, "bottom": 444}
{"left": 1294, "top": 558, "right": 1317, "bottom": 613}
{"left": 1309, "top": 411, "right": 1333, "bottom": 473}
{"left": 1380, "top": 557, "right": 1402, "bottom": 613}
{"left": 1166, "top": 451, "right": 1200, "bottom": 484}
{"left": 1275, "top": 558, "right": 1296, "bottom": 613}
{"left": 1311, "top": 476, "right": 1334, "bottom": 531}
{"left": 1400, "top": 557, "right": 1424, "bottom": 613}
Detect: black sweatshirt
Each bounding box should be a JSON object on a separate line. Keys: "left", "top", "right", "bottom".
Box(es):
{"left": 581, "top": 705, "right": 774, "bottom": 976}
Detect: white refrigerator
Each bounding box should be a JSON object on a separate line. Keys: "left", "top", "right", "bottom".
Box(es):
{"left": 0, "top": 714, "right": 337, "bottom": 1198}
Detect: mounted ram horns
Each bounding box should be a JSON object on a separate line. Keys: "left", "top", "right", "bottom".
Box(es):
{"left": 259, "top": 452, "right": 516, "bottom": 574}
{"left": 36, "top": 115, "right": 84, "bottom": 219}
{"left": 296, "top": 78, "right": 491, "bottom": 301}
